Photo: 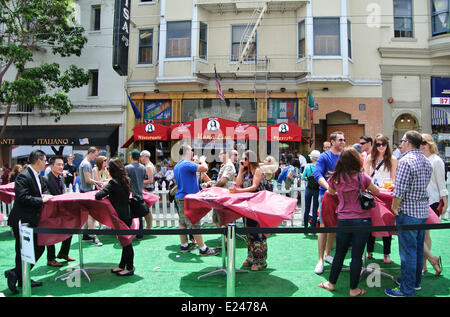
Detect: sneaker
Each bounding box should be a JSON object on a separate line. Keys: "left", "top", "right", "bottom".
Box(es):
{"left": 180, "top": 243, "right": 197, "bottom": 253}
{"left": 384, "top": 287, "right": 407, "bottom": 297}
{"left": 92, "top": 236, "right": 103, "bottom": 246}
{"left": 395, "top": 278, "right": 421, "bottom": 291}
{"left": 199, "top": 247, "right": 219, "bottom": 256}
{"left": 314, "top": 262, "right": 324, "bottom": 274}
{"left": 324, "top": 255, "right": 334, "bottom": 264}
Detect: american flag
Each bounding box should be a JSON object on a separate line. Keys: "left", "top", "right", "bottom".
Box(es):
{"left": 214, "top": 65, "right": 225, "bottom": 101}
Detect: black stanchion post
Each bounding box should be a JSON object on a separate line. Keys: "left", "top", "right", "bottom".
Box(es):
{"left": 226, "top": 223, "right": 236, "bottom": 297}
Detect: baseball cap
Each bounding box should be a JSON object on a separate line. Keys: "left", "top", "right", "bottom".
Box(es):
{"left": 129, "top": 149, "right": 141, "bottom": 156}
{"left": 352, "top": 143, "right": 363, "bottom": 154}
{"left": 140, "top": 150, "right": 151, "bottom": 157}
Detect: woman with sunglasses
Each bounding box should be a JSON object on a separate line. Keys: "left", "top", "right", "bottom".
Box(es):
{"left": 233, "top": 150, "right": 268, "bottom": 271}
{"left": 364, "top": 134, "right": 398, "bottom": 264}
{"left": 420, "top": 134, "right": 445, "bottom": 276}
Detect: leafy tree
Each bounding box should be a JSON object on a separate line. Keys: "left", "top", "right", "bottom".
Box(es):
{"left": 0, "top": 0, "right": 90, "bottom": 139}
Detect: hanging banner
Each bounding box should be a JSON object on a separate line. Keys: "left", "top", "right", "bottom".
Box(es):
{"left": 112, "top": 0, "right": 130, "bottom": 76}
{"left": 144, "top": 100, "right": 172, "bottom": 123}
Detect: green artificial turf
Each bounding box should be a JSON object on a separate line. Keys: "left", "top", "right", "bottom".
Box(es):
{"left": 0, "top": 221, "right": 448, "bottom": 298}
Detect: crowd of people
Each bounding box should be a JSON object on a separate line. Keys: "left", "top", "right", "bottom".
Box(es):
{"left": 2, "top": 130, "right": 448, "bottom": 297}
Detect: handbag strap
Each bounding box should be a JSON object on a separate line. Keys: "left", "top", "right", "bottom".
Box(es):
{"left": 370, "top": 159, "right": 385, "bottom": 178}
{"left": 357, "top": 172, "right": 364, "bottom": 195}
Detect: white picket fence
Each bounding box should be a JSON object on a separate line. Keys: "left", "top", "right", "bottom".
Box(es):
{"left": 1, "top": 174, "right": 450, "bottom": 228}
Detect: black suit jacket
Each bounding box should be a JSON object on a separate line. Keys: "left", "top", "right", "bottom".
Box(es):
{"left": 8, "top": 167, "right": 48, "bottom": 228}
{"left": 95, "top": 178, "right": 131, "bottom": 222}
{"left": 44, "top": 172, "right": 65, "bottom": 196}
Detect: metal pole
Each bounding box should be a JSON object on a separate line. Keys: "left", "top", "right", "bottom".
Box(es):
{"left": 226, "top": 224, "right": 236, "bottom": 297}
{"left": 21, "top": 261, "right": 31, "bottom": 297}
{"left": 221, "top": 229, "right": 226, "bottom": 268}
{"left": 78, "top": 234, "right": 84, "bottom": 269}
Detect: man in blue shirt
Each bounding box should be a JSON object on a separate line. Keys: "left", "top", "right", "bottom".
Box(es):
{"left": 174, "top": 144, "right": 218, "bottom": 256}
{"left": 313, "top": 131, "right": 346, "bottom": 274}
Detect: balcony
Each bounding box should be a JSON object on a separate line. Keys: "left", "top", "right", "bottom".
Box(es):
{"left": 197, "top": 0, "right": 306, "bottom": 13}
{"left": 193, "top": 55, "right": 310, "bottom": 80}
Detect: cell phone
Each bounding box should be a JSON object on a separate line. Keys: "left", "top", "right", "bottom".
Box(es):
{"left": 240, "top": 161, "right": 244, "bottom": 166}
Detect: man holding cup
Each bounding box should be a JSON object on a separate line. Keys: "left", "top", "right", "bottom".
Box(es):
{"left": 173, "top": 144, "right": 219, "bottom": 256}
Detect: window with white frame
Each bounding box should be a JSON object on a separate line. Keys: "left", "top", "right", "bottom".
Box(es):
{"left": 394, "top": 0, "right": 413, "bottom": 38}
{"left": 199, "top": 22, "right": 207, "bottom": 59}
{"left": 431, "top": 0, "right": 450, "bottom": 36}
{"left": 313, "top": 18, "right": 340, "bottom": 56}
{"left": 298, "top": 20, "right": 305, "bottom": 59}
{"left": 138, "top": 29, "right": 153, "bottom": 64}
{"left": 231, "top": 25, "right": 256, "bottom": 62}
{"left": 166, "top": 21, "right": 191, "bottom": 58}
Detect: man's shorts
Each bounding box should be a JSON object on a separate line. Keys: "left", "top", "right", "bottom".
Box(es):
{"left": 175, "top": 198, "right": 201, "bottom": 229}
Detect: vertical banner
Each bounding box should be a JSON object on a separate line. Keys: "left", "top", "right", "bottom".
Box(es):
{"left": 112, "top": 0, "right": 130, "bottom": 76}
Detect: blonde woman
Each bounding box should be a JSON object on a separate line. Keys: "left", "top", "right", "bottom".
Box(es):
{"left": 420, "top": 134, "right": 446, "bottom": 276}
{"left": 364, "top": 134, "right": 397, "bottom": 264}
{"left": 259, "top": 155, "right": 278, "bottom": 181}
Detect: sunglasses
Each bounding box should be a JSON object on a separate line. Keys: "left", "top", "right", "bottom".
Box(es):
{"left": 375, "top": 143, "right": 386, "bottom": 147}
{"left": 421, "top": 141, "right": 428, "bottom": 145}
{"left": 400, "top": 139, "right": 408, "bottom": 143}
{"left": 338, "top": 138, "right": 346, "bottom": 142}
{"left": 359, "top": 141, "right": 368, "bottom": 145}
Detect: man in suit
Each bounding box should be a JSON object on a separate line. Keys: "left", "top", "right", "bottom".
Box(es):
{"left": 4, "top": 150, "right": 53, "bottom": 294}
{"left": 44, "top": 156, "right": 75, "bottom": 267}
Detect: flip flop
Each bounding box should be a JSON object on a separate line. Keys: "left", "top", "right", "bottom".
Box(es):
{"left": 318, "top": 282, "right": 334, "bottom": 292}
{"left": 350, "top": 288, "right": 367, "bottom": 297}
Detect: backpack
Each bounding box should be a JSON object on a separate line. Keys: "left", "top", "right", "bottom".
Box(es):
{"left": 305, "top": 164, "right": 320, "bottom": 191}
{"left": 277, "top": 166, "right": 292, "bottom": 183}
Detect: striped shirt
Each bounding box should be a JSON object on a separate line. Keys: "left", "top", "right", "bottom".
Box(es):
{"left": 393, "top": 149, "right": 432, "bottom": 219}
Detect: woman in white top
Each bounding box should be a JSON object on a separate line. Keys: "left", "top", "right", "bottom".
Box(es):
{"left": 420, "top": 134, "right": 446, "bottom": 276}
{"left": 364, "top": 134, "right": 398, "bottom": 264}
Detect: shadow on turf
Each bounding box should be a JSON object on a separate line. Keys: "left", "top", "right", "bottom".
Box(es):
{"left": 179, "top": 268, "right": 299, "bottom": 297}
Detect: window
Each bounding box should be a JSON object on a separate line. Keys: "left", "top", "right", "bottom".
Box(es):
{"left": 199, "top": 22, "right": 207, "bottom": 59}
{"left": 91, "top": 5, "right": 101, "bottom": 31}
{"left": 313, "top": 18, "right": 340, "bottom": 56}
{"left": 394, "top": 0, "right": 413, "bottom": 38}
{"left": 140, "top": 0, "right": 154, "bottom": 2}
{"left": 298, "top": 20, "right": 305, "bottom": 59}
{"left": 166, "top": 21, "right": 191, "bottom": 58}
{"left": 347, "top": 20, "right": 352, "bottom": 59}
{"left": 89, "top": 70, "right": 99, "bottom": 96}
{"left": 231, "top": 25, "right": 256, "bottom": 62}
{"left": 431, "top": 0, "right": 450, "bottom": 36}
{"left": 138, "top": 29, "right": 153, "bottom": 64}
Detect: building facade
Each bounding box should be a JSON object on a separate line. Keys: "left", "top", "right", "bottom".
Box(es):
{"left": 125, "top": 0, "right": 384, "bottom": 160}
{"left": 0, "top": 0, "right": 127, "bottom": 166}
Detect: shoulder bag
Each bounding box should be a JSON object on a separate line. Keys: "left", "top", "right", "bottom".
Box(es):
{"left": 358, "top": 172, "right": 376, "bottom": 210}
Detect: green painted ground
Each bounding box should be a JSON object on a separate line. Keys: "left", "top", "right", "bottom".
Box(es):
{"left": 0, "top": 221, "right": 448, "bottom": 298}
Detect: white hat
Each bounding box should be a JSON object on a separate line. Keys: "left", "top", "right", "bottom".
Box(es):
{"left": 308, "top": 150, "right": 321, "bottom": 159}
{"left": 140, "top": 150, "right": 151, "bottom": 157}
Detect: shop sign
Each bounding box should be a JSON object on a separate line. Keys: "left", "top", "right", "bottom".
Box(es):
{"left": 0, "top": 138, "right": 16, "bottom": 145}
{"left": 112, "top": 0, "right": 130, "bottom": 76}
{"left": 431, "top": 77, "right": 450, "bottom": 105}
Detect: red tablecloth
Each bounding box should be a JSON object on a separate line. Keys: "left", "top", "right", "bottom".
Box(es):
{"left": 0, "top": 183, "right": 160, "bottom": 247}
{"left": 184, "top": 187, "right": 297, "bottom": 229}
{"left": 321, "top": 191, "right": 441, "bottom": 237}
{"left": 0, "top": 182, "right": 15, "bottom": 204}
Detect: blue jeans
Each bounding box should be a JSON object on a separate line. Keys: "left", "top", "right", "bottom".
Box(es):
{"left": 396, "top": 213, "right": 426, "bottom": 297}
{"left": 304, "top": 188, "right": 319, "bottom": 228}
{"left": 329, "top": 218, "right": 372, "bottom": 289}
{"left": 318, "top": 191, "right": 325, "bottom": 224}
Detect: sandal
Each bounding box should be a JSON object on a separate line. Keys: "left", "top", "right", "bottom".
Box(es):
{"left": 318, "top": 282, "right": 334, "bottom": 292}
{"left": 383, "top": 255, "right": 392, "bottom": 264}
{"left": 350, "top": 288, "right": 367, "bottom": 297}
{"left": 111, "top": 267, "right": 123, "bottom": 274}
{"left": 431, "top": 256, "right": 442, "bottom": 277}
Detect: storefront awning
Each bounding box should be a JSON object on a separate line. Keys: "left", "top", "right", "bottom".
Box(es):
{"left": 266, "top": 122, "right": 303, "bottom": 142}
{"left": 171, "top": 117, "right": 259, "bottom": 140}
{"left": 431, "top": 106, "right": 450, "bottom": 126}
{"left": 0, "top": 125, "right": 119, "bottom": 147}
{"left": 121, "top": 123, "right": 171, "bottom": 148}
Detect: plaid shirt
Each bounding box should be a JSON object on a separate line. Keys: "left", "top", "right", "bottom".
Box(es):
{"left": 393, "top": 149, "right": 432, "bottom": 218}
